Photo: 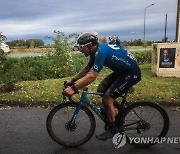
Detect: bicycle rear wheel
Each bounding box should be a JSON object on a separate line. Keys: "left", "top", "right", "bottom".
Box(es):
{"left": 118, "top": 101, "right": 169, "bottom": 148}
{"left": 46, "top": 102, "right": 96, "bottom": 147}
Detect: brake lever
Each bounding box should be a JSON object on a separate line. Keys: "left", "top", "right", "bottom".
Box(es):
{"left": 62, "top": 81, "right": 68, "bottom": 100}
{"left": 62, "top": 81, "right": 77, "bottom": 101}
{"left": 62, "top": 91, "right": 66, "bottom": 100}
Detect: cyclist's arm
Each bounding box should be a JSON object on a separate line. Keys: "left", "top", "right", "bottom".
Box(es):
{"left": 64, "top": 70, "right": 98, "bottom": 96}
{"left": 68, "top": 49, "right": 105, "bottom": 91}
{"left": 73, "top": 50, "right": 105, "bottom": 89}
{"left": 72, "top": 55, "right": 95, "bottom": 82}
{"left": 73, "top": 65, "right": 91, "bottom": 82}
{"left": 74, "top": 70, "right": 98, "bottom": 89}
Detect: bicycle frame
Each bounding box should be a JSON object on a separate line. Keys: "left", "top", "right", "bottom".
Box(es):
{"left": 68, "top": 88, "right": 130, "bottom": 127}
{"left": 69, "top": 90, "right": 105, "bottom": 126}
{"left": 68, "top": 88, "right": 145, "bottom": 131}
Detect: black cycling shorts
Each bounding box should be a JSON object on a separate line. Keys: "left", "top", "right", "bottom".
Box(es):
{"left": 97, "top": 65, "right": 141, "bottom": 99}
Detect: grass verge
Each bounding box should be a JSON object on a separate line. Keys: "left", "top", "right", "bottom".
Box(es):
{"left": 0, "top": 64, "right": 179, "bottom": 107}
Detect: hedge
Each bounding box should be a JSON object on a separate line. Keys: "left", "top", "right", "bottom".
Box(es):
{"left": 0, "top": 50, "right": 151, "bottom": 84}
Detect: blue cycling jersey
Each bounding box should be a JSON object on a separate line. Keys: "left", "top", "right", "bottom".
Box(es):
{"left": 88, "top": 44, "right": 137, "bottom": 73}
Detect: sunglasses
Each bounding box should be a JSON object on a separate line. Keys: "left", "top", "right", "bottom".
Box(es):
{"left": 79, "top": 42, "right": 92, "bottom": 48}
{"left": 73, "top": 42, "right": 92, "bottom": 51}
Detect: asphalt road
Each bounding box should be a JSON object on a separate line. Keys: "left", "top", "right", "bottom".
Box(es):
{"left": 0, "top": 105, "right": 179, "bottom": 154}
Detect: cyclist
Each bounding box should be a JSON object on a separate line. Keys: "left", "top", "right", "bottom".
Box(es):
{"left": 64, "top": 32, "right": 141, "bottom": 141}
{"left": 109, "top": 35, "right": 121, "bottom": 47}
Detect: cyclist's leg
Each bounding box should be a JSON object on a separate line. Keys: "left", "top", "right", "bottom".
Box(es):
{"left": 105, "top": 68, "right": 141, "bottom": 122}
{"left": 96, "top": 72, "right": 119, "bottom": 140}
{"left": 109, "top": 66, "right": 141, "bottom": 99}
{"left": 97, "top": 72, "right": 117, "bottom": 94}
{"left": 97, "top": 72, "right": 118, "bottom": 109}
{"left": 96, "top": 89, "right": 120, "bottom": 140}
{"left": 95, "top": 72, "right": 124, "bottom": 140}
{"left": 96, "top": 66, "right": 141, "bottom": 140}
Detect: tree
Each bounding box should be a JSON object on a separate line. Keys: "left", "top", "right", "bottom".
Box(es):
{"left": 6, "top": 39, "right": 44, "bottom": 48}
{"left": 6, "top": 39, "right": 26, "bottom": 47}
{"left": 26, "top": 39, "right": 44, "bottom": 48}
{"left": 47, "top": 30, "right": 76, "bottom": 77}
{"left": 162, "top": 37, "right": 168, "bottom": 43}
{"left": 99, "top": 36, "right": 107, "bottom": 43}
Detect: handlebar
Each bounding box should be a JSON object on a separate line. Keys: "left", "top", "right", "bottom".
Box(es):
{"left": 62, "top": 81, "right": 79, "bottom": 101}
{"left": 62, "top": 80, "right": 90, "bottom": 102}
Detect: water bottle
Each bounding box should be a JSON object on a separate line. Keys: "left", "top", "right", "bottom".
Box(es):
{"left": 97, "top": 107, "right": 106, "bottom": 115}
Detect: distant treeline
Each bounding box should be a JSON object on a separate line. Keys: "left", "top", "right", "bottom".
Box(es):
{"left": 6, "top": 37, "right": 172, "bottom": 48}
{"left": 121, "top": 38, "right": 172, "bottom": 46}
{"left": 97, "top": 36, "right": 172, "bottom": 46}
{"left": 6, "top": 39, "right": 45, "bottom": 48}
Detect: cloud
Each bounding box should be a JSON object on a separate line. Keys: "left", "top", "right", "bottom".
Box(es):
{"left": 0, "top": 0, "right": 177, "bottom": 41}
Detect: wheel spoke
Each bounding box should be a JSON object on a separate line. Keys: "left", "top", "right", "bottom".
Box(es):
{"left": 118, "top": 102, "right": 169, "bottom": 147}
{"left": 46, "top": 102, "right": 96, "bottom": 147}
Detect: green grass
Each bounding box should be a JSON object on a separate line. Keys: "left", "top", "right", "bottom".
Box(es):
{"left": 0, "top": 64, "right": 179, "bottom": 106}
{"left": 128, "top": 64, "right": 180, "bottom": 105}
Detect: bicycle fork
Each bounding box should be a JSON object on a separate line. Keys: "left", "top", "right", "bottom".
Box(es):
{"left": 68, "top": 104, "right": 82, "bottom": 128}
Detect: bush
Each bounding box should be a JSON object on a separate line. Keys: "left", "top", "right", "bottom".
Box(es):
{"left": 0, "top": 58, "right": 33, "bottom": 83}
{"left": 133, "top": 50, "right": 151, "bottom": 64}
{"left": 72, "top": 54, "right": 89, "bottom": 73}
{"left": 0, "top": 31, "right": 78, "bottom": 84}
{"left": 0, "top": 54, "right": 86, "bottom": 84}
{"left": 0, "top": 47, "right": 152, "bottom": 84}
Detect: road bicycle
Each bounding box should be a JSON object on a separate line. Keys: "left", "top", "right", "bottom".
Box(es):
{"left": 46, "top": 82, "right": 169, "bottom": 148}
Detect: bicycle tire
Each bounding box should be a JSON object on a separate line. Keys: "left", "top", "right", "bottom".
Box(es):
{"left": 46, "top": 102, "right": 96, "bottom": 147}
{"left": 118, "top": 101, "right": 169, "bottom": 148}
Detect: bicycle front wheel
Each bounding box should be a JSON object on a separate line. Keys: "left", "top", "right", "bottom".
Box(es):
{"left": 46, "top": 102, "right": 96, "bottom": 147}
{"left": 119, "top": 101, "right": 169, "bottom": 148}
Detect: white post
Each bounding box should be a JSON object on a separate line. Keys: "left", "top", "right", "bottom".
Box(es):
{"left": 143, "top": 3, "right": 155, "bottom": 48}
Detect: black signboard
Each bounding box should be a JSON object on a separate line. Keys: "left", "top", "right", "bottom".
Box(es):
{"left": 159, "top": 48, "right": 175, "bottom": 68}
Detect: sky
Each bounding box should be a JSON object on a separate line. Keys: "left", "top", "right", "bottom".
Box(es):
{"left": 0, "top": 0, "right": 178, "bottom": 44}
